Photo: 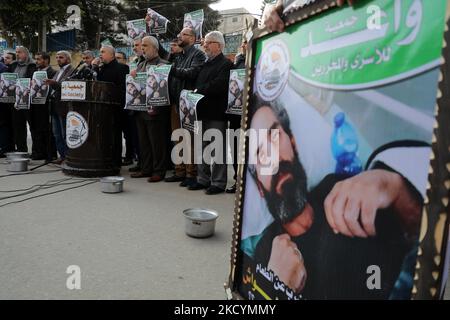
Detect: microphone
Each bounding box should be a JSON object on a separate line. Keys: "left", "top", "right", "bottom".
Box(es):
{"left": 68, "top": 61, "right": 85, "bottom": 79}
{"left": 69, "top": 63, "right": 89, "bottom": 79}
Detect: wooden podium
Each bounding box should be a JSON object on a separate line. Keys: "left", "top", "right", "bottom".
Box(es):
{"left": 60, "top": 80, "right": 121, "bottom": 177}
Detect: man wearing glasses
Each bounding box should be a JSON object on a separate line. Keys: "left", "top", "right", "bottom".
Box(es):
{"left": 166, "top": 27, "right": 206, "bottom": 187}
{"left": 187, "top": 31, "right": 233, "bottom": 195}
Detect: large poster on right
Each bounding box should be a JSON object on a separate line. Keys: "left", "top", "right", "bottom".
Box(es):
{"left": 233, "top": 0, "right": 450, "bottom": 300}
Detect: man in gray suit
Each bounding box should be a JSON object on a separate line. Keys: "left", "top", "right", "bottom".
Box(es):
{"left": 44, "top": 51, "right": 74, "bottom": 163}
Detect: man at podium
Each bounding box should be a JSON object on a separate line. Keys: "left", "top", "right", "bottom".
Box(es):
{"left": 92, "top": 45, "right": 130, "bottom": 167}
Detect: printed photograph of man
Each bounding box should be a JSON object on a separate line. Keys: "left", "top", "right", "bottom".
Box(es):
{"left": 241, "top": 94, "right": 427, "bottom": 299}
{"left": 227, "top": 75, "right": 243, "bottom": 111}
{"left": 15, "top": 81, "right": 30, "bottom": 108}
{"left": 179, "top": 94, "right": 197, "bottom": 131}
{"left": 126, "top": 78, "right": 146, "bottom": 108}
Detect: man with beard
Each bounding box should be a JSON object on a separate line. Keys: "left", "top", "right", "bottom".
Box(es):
{"left": 129, "top": 36, "right": 169, "bottom": 182}
{"left": 44, "top": 50, "right": 74, "bottom": 163}
{"left": 30, "top": 51, "right": 57, "bottom": 160}
{"left": 166, "top": 27, "right": 206, "bottom": 187}
{"left": 9, "top": 46, "right": 36, "bottom": 152}
{"left": 246, "top": 97, "right": 423, "bottom": 299}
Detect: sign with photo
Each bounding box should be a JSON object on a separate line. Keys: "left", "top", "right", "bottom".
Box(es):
{"left": 184, "top": 9, "right": 204, "bottom": 43}
{"left": 0, "top": 72, "right": 18, "bottom": 104}
{"left": 31, "top": 71, "right": 50, "bottom": 104}
{"left": 226, "top": 69, "right": 246, "bottom": 115}
{"left": 125, "top": 73, "right": 147, "bottom": 111}
{"left": 146, "top": 64, "right": 171, "bottom": 107}
{"left": 179, "top": 89, "right": 203, "bottom": 134}
{"left": 126, "top": 19, "right": 147, "bottom": 40}
{"left": 146, "top": 8, "right": 169, "bottom": 34}
{"left": 227, "top": 0, "right": 450, "bottom": 300}
{"left": 14, "top": 78, "right": 31, "bottom": 110}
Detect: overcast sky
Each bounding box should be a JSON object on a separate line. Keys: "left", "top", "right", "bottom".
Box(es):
{"left": 210, "top": 0, "right": 263, "bottom": 16}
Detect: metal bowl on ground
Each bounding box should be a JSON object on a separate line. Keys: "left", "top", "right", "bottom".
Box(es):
{"left": 7, "top": 158, "right": 30, "bottom": 172}
{"left": 5, "top": 152, "right": 29, "bottom": 161}
{"left": 183, "top": 208, "right": 219, "bottom": 238}
{"left": 100, "top": 176, "right": 125, "bottom": 193}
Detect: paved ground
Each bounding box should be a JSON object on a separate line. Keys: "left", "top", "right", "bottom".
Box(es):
{"left": 0, "top": 157, "right": 449, "bottom": 300}
{"left": 0, "top": 159, "right": 237, "bottom": 299}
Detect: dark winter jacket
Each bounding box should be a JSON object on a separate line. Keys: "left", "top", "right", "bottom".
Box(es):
{"left": 169, "top": 44, "right": 206, "bottom": 106}
{"left": 194, "top": 53, "right": 233, "bottom": 122}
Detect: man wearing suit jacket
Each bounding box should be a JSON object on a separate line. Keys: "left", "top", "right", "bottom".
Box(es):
{"left": 44, "top": 51, "right": 74, "bottom": 163}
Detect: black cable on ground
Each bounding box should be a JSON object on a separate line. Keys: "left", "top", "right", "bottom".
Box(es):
{"left": 0, "top": 178, "right": 98, "bottom": 201}
{"left": 0, "top": 177, "right": 73, "bottom": 193}
{"left": 0, "top": 177, "right": 97, "bottom": 193}
{"left": 0, "top": 168, "right": 62, "bottom": 178}
{"left": 0, "top": 180, "right": 98, "bottom": 209}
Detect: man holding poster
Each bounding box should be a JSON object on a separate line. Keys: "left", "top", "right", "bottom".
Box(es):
{"left": 30, "top": 51, "right": 57, "bottom": 160}
{"left": 130, "top": 36, "right": 170, "bottom": 183}
{"left": 187, "top": 31, "right": 233, "bottom": 195}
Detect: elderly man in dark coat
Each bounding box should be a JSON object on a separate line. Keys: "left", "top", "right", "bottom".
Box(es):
{"left": 9, "top": 46, "right": 37, "bottom": 152}
{"left": 187, "top": 31, "right": 233, "bottom": 195}
{"left": 92, "top": 45, "right": 130, "bottom": 167}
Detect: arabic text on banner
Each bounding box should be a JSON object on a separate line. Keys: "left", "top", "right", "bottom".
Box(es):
{"left": 15, "top": 78, "right": 31, "bottom": 110}
{"left": 31, "top": 71, "right": 49, "bottom": 104}
{"left": 0, "top": 72, "right": 18, "bottom": 104}
{"left": 146, "top": 64, "right": 171, "bottom": 107}
{"left": 179, "top": 89, "right": 203, "bottom": 134}
{"left": 125, "top": 73, "right": 147, "bottom": 111}
{"left": 226, "top": 69, "right": 246, "bottom": 115}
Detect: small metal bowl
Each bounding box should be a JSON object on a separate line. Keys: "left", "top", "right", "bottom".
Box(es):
{"left": 7, "top": 158, "right": 30, "bottom": 172}
{"left": 183, "top": 208, "right": 219, "bottom": 238}
{"left": 100, "top": 176, "right": 125, "bottom": 193}
{"left": 5, "top": 152, "right": 29, "bottom": 161}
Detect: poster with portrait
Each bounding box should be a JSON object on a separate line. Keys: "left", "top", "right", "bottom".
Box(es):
{"left": 30, "top": 71, "right": 49, "bottom": 105}
{"left": 227, "top": 0, "right": 450, "bottom": 300}
{"left": 0, "top": 72, "right": 18, "bottom": 104}
{"left": 125, "top": 73, "right": 147, "bottom": 111}
{"left": 14, "top": 78, "right": 30, "bottom": 110}
{"left": 126, "top": 19, "right": 147, "bottom": 40}
{"left": 146, "top": 64, "right": 171, "bottom": 107}
{"left": 146, "top": 8, "right": 169, "bottom": 34}
{"left": 179, "top": 89, "right": 203, "bottom": 134}
{"left": 226, "top": 69, "right": 246, "bottom": 115}
{"left": 184, "top": 9, "right": 204, "bottom": 43}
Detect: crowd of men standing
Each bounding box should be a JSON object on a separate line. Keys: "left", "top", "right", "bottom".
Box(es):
{"left": 0, "top": 26, "right": 247, "bottom": 195}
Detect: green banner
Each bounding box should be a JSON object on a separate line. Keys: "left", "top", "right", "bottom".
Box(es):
{"left": 256, "top": 0, "right": 447, "bottom": 89}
